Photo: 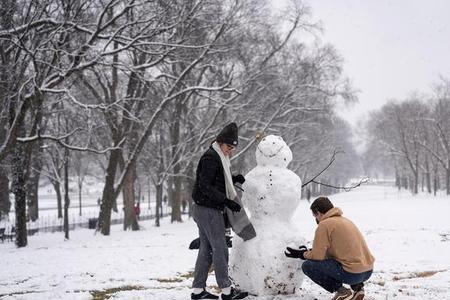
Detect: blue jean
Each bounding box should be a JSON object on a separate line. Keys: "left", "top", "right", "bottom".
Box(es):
{"left": 302, "top": 259, "right": 372, "bottom": 293}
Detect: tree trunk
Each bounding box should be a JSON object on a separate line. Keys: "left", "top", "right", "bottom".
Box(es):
{"left": 123, "top": 160, "right": 139, "bottom": 231}
{"left": 167, "top": 176, "right": 173, "bottom": 208}
{"left": 98, "top": 148, "right": 121, "bottom": 235}
{"left": 155, "top": 183, "right": 163, "bottom": 227}
{"left": 52, "top": 180, "right": 63, "bottom": 219}
{"left": 26, "top": 157, "right": 41, "bottom": 221}
{"left": 78, "top": 181, "right": 82, "bottom": 216}
{"left": 171, "top": 175, "right": 182, "bottom": 223}
{"left": 24, "top": 94, "right": 44, "bottom": 221}
{"left": 421, "top": 173, "right": 424, "bottom": 192}
{"left": 446, "top": 166, "right": 450, "bottom": 195}
{"left": 425, "top": 157, "right": 431, "bottom": 194}
{"left": 169, "top": 98, "right": 183, "bottom": 222}
{"left": 137, "top": 180, "right": 141, "bottom": 203}
{"left": 63, "top": 148, "right": 70, "bottom": 240}
{"left": 413, "top": 158, "right": 419, "bottom": 194}
{"left": 437, "top": 173, "right": 441, "bottom": 190}
{"left": 12, "top": 145, "right": 27, "bottom": 247}
{"left": 395, "top": 168, "right": 401, "bottom": 190}
{"left": 433, "top": 172, "right": 438, "bottom": 196}
{"left": 0, "top": 166, "right": 11, "bottom": 217}
{"left": 147, "top": 177, "right": 151, "bottom": 211}
{"left": 186, "top": 165, "right": 195, "bottom": 218}
{"left": 312, "top": 181, "right": 318, "bottom": 196}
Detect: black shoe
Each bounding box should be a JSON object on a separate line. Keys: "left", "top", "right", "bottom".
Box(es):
{"left": 350, "top": 288, "right": 365, "bottom": 300}
{"left": 191, "top": 289, "right": 219, "bottom": 299}
{"left": 220, "top": 287, "right": 248, "bottom": 300}
{"left": 350, "top": 282, "right": 364, "bottom": 292}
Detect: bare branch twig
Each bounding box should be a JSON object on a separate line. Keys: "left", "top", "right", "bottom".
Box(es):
{"left": 301, "top": 149, "right": 369, "bottom": 192}
{"left": 310, "top": 177, "right": 370, "bottom": 192}
{"left": 301, "top": 149, "right": 342, "bottom": 188}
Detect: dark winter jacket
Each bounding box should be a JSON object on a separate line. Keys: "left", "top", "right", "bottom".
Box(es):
{"left": 192, "top": 146, "right": 240, "bottom": 210}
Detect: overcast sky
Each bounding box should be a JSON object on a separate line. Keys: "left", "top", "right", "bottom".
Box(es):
{"left": 277, "top": 0, "right": 450, "bottom": 126}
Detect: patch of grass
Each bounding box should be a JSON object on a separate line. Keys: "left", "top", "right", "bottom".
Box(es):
{"left": 0, "top": 290, "right": 46, "bottom": 298}
{"left": 156, "top": 278, "right": 183, "bottom": 283}
{"left": 373, "top": 280, "right": 385, "bottom": 286}
{"left": 415, "top": 270, "right": 444, "bottom": 278}
{"left": 392, "top": 270, "right": 447, "bottom": 281}
{"left": 439, "top": 233, "right": 450, "bottom": 242}
{"left": 90, "top": 285, "right": 145, "bottom": 300}
{"left": 178, "top": 271, "right": 194, "bottom": 279}
{"left": 149, "top": 273, "right": 190, "bottom": 282}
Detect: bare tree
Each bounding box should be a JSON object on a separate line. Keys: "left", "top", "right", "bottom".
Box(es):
{"left": 364, "top": 95, "right": 450, "bottom": 195}
{"left": 426, "top": 80, "right": 450, "bottom": 194}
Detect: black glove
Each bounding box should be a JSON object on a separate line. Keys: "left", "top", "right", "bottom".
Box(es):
{"left": 226, "top": 235, "right": 233, "bottom": 248}
{"left": 189, "top": 236, "right": 233, "bottom": 250}
{"left": 225, "top": 198, "right": 241, "bottom": 212}
{"left": 233, "top": 174, "right": 246, "bottom": 184}
{"left": 284, "top": 245, "right": 308, "bottom": 260}
{"left": 188, "top": 237, "right": 201, "bottom": 250}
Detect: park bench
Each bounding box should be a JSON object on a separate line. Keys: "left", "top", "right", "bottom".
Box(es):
{"left": 0, "top": 228, "right": 5, "bottom": 242}
{"left": 28, "top": 228, "right": 39, "bottom": 236}
{"left": 3, "top": 226, "right": 15, "bottom": 242}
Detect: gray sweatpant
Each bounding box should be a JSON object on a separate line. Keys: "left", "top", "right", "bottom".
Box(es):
{"left": 192, "top": 204, "right": 231, "bottom": 289}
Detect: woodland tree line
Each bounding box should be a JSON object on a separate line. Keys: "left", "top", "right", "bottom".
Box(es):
{"left": 364, "top": 78, "right": 450, "bottom": 196}
{"left": 0, "top": 0, "right": 360, "bottom": 247}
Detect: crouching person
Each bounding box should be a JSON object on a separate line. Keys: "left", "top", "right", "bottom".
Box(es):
{"left": 285, "top": 197, "right": 374, "bottom": 300}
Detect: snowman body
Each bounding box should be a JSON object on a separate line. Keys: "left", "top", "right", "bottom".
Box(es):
{"left": 230, "top": 135, "right": 305, "bottom": 295}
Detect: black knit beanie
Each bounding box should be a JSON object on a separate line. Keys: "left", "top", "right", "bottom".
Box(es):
{"left": 216, "top": 122, "right": 238, "bottom": 146}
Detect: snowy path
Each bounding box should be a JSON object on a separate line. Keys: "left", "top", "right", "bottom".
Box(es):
{"left": 1, "top": 185, "right": 449, "bottom": 299}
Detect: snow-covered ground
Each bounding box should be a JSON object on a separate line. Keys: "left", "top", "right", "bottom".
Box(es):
{"left": 1, "top": 185, "right": 449, "bottom": 299}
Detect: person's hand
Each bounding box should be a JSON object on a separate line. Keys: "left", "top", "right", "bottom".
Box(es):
{"left": 233, "top": 174, "right": 245, "bottom": 184}
{"left": 284, "top": 245, "right": 308, "bottom": 260}
{"left": 225, "top": 198, "right": 241, "bottom": 212}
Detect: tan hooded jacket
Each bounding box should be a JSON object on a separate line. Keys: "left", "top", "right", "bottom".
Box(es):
{"left": 304, "top": 207, "right": 375, "bottom": 273}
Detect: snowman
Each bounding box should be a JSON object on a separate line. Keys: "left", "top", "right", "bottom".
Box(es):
{"left": 230, "top": 135, "right": 306, "bottom": 296}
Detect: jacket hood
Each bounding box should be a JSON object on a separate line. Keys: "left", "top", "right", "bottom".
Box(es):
{"left": 321, "top": 207, "right": 343, "bottom": 221}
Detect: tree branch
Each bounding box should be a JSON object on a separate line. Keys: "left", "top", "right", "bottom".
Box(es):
{"left": 301, "top": 149, "right": 342, "bottom": 188}
{"left": 300, "top": 149, "right": 369, "bottom": 192}
{"left": 310, "top": 177, "right": 370, "bottom": 192}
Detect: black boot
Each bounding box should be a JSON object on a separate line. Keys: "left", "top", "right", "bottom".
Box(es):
{"left": 350, "top": 282, "right": 364, "bottom": 292}
{"left": 191, "top": 289, "right": 219, "bottom": 299}
{"left": 350, "top": 283, "right": 365, "bottom": 300}
{"left": 220, "top": 287, "right": 248, "bottom": 300}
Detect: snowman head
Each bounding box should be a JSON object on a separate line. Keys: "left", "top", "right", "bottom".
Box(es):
{"left": 255, "top": 135, "right": 292, "bottom": 168}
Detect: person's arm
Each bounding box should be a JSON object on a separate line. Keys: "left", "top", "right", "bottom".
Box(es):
{"left": 304, "top": 224, "right": 330, "bottom": 260}
{"left": 197, "top": 156, "right": 227, "bottom": 206}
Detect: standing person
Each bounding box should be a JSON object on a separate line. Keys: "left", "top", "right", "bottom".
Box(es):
{"left": 191, "top": 122, "right": 249, "bottom": 300}
{"left": 134, "top": 202, "right": 141, "bottom": 220}
{"left": 285, "top": 197, "right": 374, "bottom": 300}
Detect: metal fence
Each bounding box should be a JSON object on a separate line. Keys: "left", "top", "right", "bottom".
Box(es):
{"left": 1, "top": 208, "right": 172, "bottom": 242}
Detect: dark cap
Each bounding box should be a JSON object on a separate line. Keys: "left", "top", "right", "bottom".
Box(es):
{"left": 216, "top": 122, "right": 238, "bottom": 146}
